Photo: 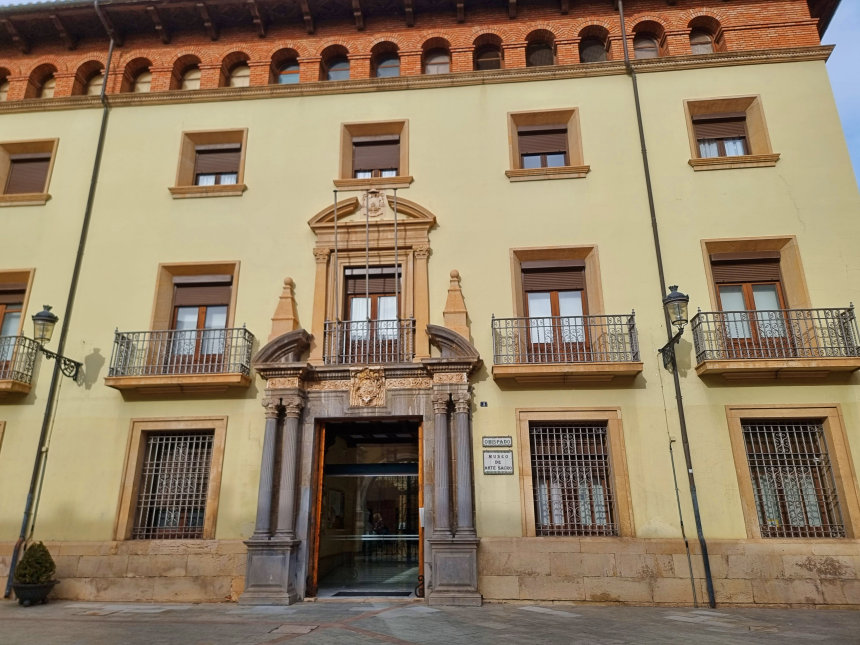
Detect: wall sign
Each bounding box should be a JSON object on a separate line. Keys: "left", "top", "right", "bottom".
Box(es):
{"left": 482, "top": 436, "right": 512, "bottom": 448}
{"left": 483, "top": 450, "right": 514, "bottom": 475}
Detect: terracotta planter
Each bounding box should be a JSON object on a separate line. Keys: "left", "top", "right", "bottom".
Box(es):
{"left": 12, "top": 580, "right": 58, "bottom": 606}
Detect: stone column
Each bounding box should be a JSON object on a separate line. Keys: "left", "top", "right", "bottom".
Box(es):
{"left": 309, "top": 247, "right": 330, "bottom": 364}
{"left": 274, "top": 395, "right": 304, "bottom": 540}
{"left": 413, "top": 244, "right": 431, "bottom": 358}
{"left": 432, "top": 392, "right": 452, "bottom": 538}
{"left": 453, "top": 390, "right": 476, "bottom": 536}
{"left": 251, "top": 398, "right": 280, "bottom": 539}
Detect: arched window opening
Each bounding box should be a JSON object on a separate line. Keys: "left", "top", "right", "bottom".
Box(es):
{"left": 423, "top": 49, "right": 450, "bottom": 74}
{"left": 181, "top": 66, "right": 201, "bottom": 90}
{"left": 526, "top": 41, "right": 554, "bottom": 67}
{"left": 374, "top": 53, "right": 400, "bottom": 78}
{"left": 474, "top": 45, "right": 502, "bottom": 71}
{"left": 690, "top": 29, "right": 715, "bottom": 55}
{"left": 39, "top": 75, "right": 56, "bottom": 99}
{"left": 633, "top": 33, "right": 660, "bottom": 59}
{"left": 0, "top": 78, "right": 9, "bottom": 102}
{"left": 133, "top": 70, "right": 152, "bottom": 93}
{"left": 86, "top": 71, "right": 105, "bottom": 96}
{"left": 579, "top": 38, "right": 607, "bottom": 63}
{"left": 229, "top": 63, "right": 251, "bottom": 87}
{"left": 325, "top": 56, "right": 350, "bottom": 81}
{"left": 277, "top": 59, "right": 300, "bottom": 84}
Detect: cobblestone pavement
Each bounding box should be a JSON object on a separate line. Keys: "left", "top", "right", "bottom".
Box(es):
{"left": 1, "top": 599, "right": 858, "bottom": 644}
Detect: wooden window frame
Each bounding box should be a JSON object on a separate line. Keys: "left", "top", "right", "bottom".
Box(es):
{"left": 0, "top": 139, "right": 58, "bottom": 206}
{"left": 506, "top": 109, "right": 589, "bottom": 181}
{"left": 114, "top": 416, "right": 227, "bottom": 540}
{"left": 169, "top": 129, "right": 248, "bottom": 199}
{"left": 510, "top": 246, "right": 604, "bottom": 318}
{"left": 516, "top": 408, "right": 634, "bottom": 537}
{"left": 0, "top": 269, "right": 35, "bottom": 336}
{"left": 725, "top": 404, "right": 860, "bottom": 539}
{"left": 684, "top": 96, "right": 779, "bottom": 171}
{"left": 150, "top": 262, "right": 239, "bottom": 332}
{"left": 336, "top": 120, "right": 411, "bottom": 190}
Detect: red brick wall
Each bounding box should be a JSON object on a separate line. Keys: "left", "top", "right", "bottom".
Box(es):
{"left": 0, "top": 0, "right": 822, "bottom": 101}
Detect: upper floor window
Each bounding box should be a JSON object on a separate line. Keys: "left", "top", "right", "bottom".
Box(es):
{"left": 579, "top": 38, "right": 607, "bottom": 63}
{"left": 690, "top": 29, "right": 715, "bottom": 55}
{"left": 181, "top": 66, "right": 201, "bottom": 90}
{"left": 693, "top": 112, "right": 749, "bottom": 158}
{"left": 133, "top": 70, "right": 152, "bottom": 93}
{"left": 228, "top": 64, "right": 251, "bottom": 88}
{"left": 507, "top": 109, "right": 588, "bottom": 181}
{"left": 353, "top": 136, "right": 399, "bottom": 179}
{"left": 522, "top": 261, "right": 587, "bottom": 352}
{"left": 374, "top": 53, "right": 400, "bottom": 78}
{"left": 171, "top": 275, "right": 232, "bottom": 362}
{"left": 0, "top": 139, "right": 58, "bottom": 205}
{"left": 338, "top": 120, "right": 409, "bottom": 187}
{"left": 39, "top": 75, "right": 56, "bottom": 99}
{"left": 0, "top": 286, "right": 24, "bottom": 339}
{"left": 424, "top": 49, "right": 450, "bottom": 74}
{"left": 170, "top": 130, "right": 247, "bottom": 198}
{"left": 85, "top": 72, "right": 105, "bottom": 96}
{"left": 194, "top": 144, "right": 241, "bottom": 186}
{"left": 474, "top": 44, "right": 502, "bottom": 71}
{"left": 633, "top": 33, "right": 660, "bottom": 59}
{"left": 0, "top": 77, "right": 8, "bottom": 101}
{"left": 325, "top": 56, "right": 350, "bottom": 81}
{"left": 277, "top": 60, "right": 300, "bottom": 84}
{"left": 518, "top": 126, "right": 568, "bottom": 169}
{"left": 526, "top": 41, "right": 554, "bottom": 67}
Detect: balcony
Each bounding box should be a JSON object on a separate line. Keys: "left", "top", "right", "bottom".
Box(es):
{"left": 691, "top": 307, "right": 860, "bottom": 379}
{"left": 104, "top": 327, "right": 255, "bottom": 393}
{"left": 323, "top": 319, "right": 415, "bottom": 365}
{"left": 491, "top": 313, "right": 643, "bottom": 384}
{"left": 0, "top": 336, "right": 38, "bottom": 396}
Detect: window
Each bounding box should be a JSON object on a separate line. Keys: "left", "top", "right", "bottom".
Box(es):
{"left": 0, "top": 284, "right": 24, "bottom": 364}
{"left": 685, "top": 96, "right": 778, "bottom": 170}
{"left": 507, "top": 109, "right": 587, "bottom": 180}
{"left": 181, "top": 66, "right": 201, "bottom": 90}
{"left": 170, "top": 129, "right": 247, "bottom": 198}
{"left": 338, "top": 267, "right": 403, "bottom": 361}
{"left": 170, "top": 275, "right": 231, "bottom": 367}
{"left": 690, "top": 28, "right": 715, "bottom": 54}
{"left": 39, "top": 75, "right": 56, "bottom": 99}
{"left": 338, "top": 121, "right": 410, "bottom": 187}
{"left": 325, "top": 56, "right": 350, "bottom": 81}
{"left": 521, "top": 261, "right": 587, "bottom": 359}
{"left": 0, "top": 139, "right": 58, "bottom": 204}
{"left": 0, "top": 78, "right": 8, "bottom": 101}
{"left": 474, "top": 45, "right": 502, "bottom": 71}
{"left": 228, "top": 64, "right": 250, "bottom": 88}
{"left": 133, "top": 70, "right": 152, "bottom": 93}
{"left": 423, "top": 49, "right": 450, "bottom": 74}
{"left": 85, "top": 72, "right": 105, "bottom": 96}
{"left": 277, "top": 60, "right": 300, "bottom": 84}
{"left": 516, "top": 409, "right": 633, "bottom": 537}
{"left": 193, "top": 144, "right": 241, "bottom": 186}
{"left": 634, "top": 33, "right": 660, "bottom": 59}
{"left": 579, "top": 38, "right": 607, "bottom": 63}
{"left": 116, "top": 417, "right": 227, "bottom": 541}
{"left": 374, "top": 53, "right": 400, "bottom": 78}
{"left": 526, "top": 41, "right": 554, "bottom": 67}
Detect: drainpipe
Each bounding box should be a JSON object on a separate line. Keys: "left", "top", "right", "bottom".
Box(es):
{"left": 4, "top": 0, "right": 116, "bottom": 598}
{"left": 616, "top": 0, "right": 716, "bottom": 608}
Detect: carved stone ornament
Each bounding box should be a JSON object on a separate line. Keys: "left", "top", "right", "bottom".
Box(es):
{"left": 349, "top": 367, "right": 385, "bottom": 407}
{"left": 364, "top": 190, "right": 387, "bottom": 219}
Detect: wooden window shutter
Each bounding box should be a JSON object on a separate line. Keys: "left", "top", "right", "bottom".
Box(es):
{"left": 194, "top": 144, "right": 241, "bottom": 175}
{"left": 517, "top": 127, "right": 568, "bottom": 155}
{"left": 0, "top": 284, "right": 26, "bottom": 305}
{"left": 172, "top": 275, "right": 232, "bottom": 307}
{"left": 344, "top": 267, "right": 400, "bottom": 295}
{"left": 710, "top": 252, "right": 781, "bottom": 283}
{"left": 692, "top": 113, "right": 747, "bottom": 139}
{"left": 5, "top": 154, "right": 51, "bottom": 194}
{"left": 521, "top": 260, "right": 586, "bottom": 291}
{"left": 353, "top": 136, "right": 400, "bottom": 172}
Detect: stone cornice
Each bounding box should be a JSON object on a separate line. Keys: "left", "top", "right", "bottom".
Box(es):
{"left": 0, "top": 46, "right": 834, "bottom": 116}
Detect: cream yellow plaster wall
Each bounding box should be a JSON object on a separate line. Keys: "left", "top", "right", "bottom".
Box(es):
{"left": 0, "top": 59, "right": 857, "bottom": 554}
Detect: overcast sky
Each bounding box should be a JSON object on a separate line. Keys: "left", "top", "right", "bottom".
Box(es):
{"left": 0, "top": 0, "right": 857, "bottom": 186}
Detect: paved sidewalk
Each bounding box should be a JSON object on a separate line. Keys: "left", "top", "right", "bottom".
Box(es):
{"left": 0, "top": 599, "right": 858, "bottom": 644}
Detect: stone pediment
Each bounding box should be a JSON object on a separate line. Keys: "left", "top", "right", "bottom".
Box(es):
{"left": 308, "top": 194, "right": 436, "bottom": 233}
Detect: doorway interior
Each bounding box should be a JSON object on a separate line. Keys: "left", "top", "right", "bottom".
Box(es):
{"left": 312, "top": 419, "right": 422, "bottom": 598}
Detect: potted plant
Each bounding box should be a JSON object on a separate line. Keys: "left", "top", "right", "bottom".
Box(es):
{"left": 12, "top": 541, "right": 58, "bottom": 606}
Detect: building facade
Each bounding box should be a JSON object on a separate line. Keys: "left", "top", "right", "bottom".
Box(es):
{"left": 0, "top": 0, "right": 858, "bottom": 607}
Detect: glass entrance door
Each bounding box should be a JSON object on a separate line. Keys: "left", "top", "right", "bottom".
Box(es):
{"left": 315, "top": 420, "right": 420, "bottom": 597}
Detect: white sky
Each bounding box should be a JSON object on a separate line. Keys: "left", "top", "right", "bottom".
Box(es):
{"left": 0, "top": 0, "right": 856, "bottom": 185}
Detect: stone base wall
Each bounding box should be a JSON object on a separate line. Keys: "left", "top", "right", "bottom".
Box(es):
{"left": 0, "top": 540, "right": 246, "bottom": 603}
{"left": 478, "top": 537, "right": 860, "bottom": 607}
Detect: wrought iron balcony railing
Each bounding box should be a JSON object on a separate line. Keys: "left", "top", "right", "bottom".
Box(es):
{"left": 108, "top": 327, "right": 255, "bottom": 378}
{"left": 0, "top": 335, "right": 39, "bottom": 384}
{"left": 691, "top": 307, "right": 860, "bottom": 362}
{"left": 323, "top": 319, "right": 416, "bottom": 365}
{"left": 492, "top": 313, "right": 640, "bottom": 364}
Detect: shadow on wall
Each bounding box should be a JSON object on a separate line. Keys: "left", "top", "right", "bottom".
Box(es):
{"left": 81, "top": 348, "right": 105, "bottom": 390}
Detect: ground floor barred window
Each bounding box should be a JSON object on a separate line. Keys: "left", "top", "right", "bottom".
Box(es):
{"left": 530, "top": 422, "right": 616, "bottom": 536}
{"left": 742, "top": 419, "right": 845, "bottom": 538}
{"left": 132, "top": 431, "right": 214, "bottom": 539}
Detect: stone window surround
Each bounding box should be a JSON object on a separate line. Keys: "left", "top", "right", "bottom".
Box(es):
{"left": 725, "top": 404, "right": 860, "bottom": 539}
{"left": 0, "top": 268, "right": 35, "bottom": 335}
{"left": 114, "top": 416, "right": 228, "bottom": 540}
{"left": 684, "top": 95, "right": 780, "bottom": 171}
{"left": 169, "top": 128, "right": 248, "bottom": 199}
{"left": 334, "top": 119, "right": 412, "bottom": 191}
{"left": 506, "top": 108, "right": 590, "bottom": 181}
{"left": 0, "top": 138, "right": 59, "bottom": 207}
{"left": 149, "top": 261, "right": 240, "bottom": 332}
{"left": 515, "top": 407, "right": 635, "bottom": 538}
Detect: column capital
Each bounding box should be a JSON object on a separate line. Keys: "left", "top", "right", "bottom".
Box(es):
{"left": 452, "top": 390, "right": 471, "bottom": 414}
{"left": 413, "top": 244, "right": 431, "bottom": 260}
{"left": 282, "top": 395, "right": 305, "bottom": 418}
{"left": 432, "top": 391, "right": 450, "bottom": 414}
{"left": 313, "top": 247, "right": 331, "bottom": 263}
{"left": 262, "top": 397, "right": 281, "bottom": 419}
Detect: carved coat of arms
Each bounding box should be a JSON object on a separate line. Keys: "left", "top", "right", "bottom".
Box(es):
{"left": 349, "top": 367, "right": 385, "bottom": 407}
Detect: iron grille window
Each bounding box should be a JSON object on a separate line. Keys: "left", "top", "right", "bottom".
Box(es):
{"left": 742, "top": 420, "right": 845, "bottom": 538}
{"left": 132, "top": 431, "right": 214, "bottom": 539}
{"left": 530, "top": 422, "right": 617, "bottom": 536}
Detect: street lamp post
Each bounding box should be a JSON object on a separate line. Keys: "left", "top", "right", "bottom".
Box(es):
{"left": 31, "top": 305, "right": 82, "bottom": 381}
{"left": 658, "top": 285, "right": 690, "bottom": 369}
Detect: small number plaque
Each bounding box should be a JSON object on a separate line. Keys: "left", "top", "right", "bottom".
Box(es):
{"left": 483, "top": 450, "right": 514, "bottom": 475}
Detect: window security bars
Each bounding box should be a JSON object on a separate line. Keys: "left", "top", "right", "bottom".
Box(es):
{"left": 530, "top": 423, "right": 617, "bottom": 537}
{"left": 742, "top": 420, "right": 845, "bottom": 538}
{"left": 132, "top": 431, "right": 213, "bottom": 540}
{"left": 691, "top": 307, "right": 860, "bottom": 362}
{"left": 323, "top": 319, "right": 415, "bottom": 365}
{"left": 108, "top": 327, "right": 254, "bottom": 377}
{"left": 0, "top": 335, "right": 38, "bottom": 383}
{"left": 492, "top": 313, "right": 639, "bottom": 365}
